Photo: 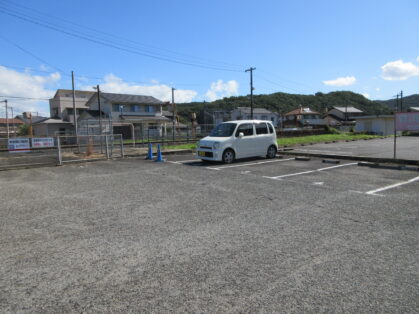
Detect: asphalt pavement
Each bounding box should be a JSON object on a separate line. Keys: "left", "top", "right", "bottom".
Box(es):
{"left": 290, "top": 136, "right": 419, "bottom": 160}
{"left": 0, "top": 153, "right": 417, "bottom": 312}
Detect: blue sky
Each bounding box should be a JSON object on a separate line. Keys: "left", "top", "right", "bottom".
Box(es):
{"left": 0, "top": 0, "right": 418, "bottom": 115}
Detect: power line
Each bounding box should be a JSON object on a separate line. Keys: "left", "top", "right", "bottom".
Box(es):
{"left": 0, "top": 0, "right": 243, "bottom": 69}
{"left": 0, "top": 4, "right": 243, "bottom": 72}
{"left": 0, "top": 35, "right": 65, "bottom": 73}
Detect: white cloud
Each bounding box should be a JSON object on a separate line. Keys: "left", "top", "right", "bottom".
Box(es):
{"left": 417, "top": 56, "right": 419, "bottom": 62}
{"left": 381, "top": 59, "right": 419, "bottom": 80}
{"left": 323, "top": 76, "right": 356, "bottom": 87}
{"left": 205, "top": 80, "right": 239, "bottom": 101}
{"left": 0, "top": 66, "right": 60, "bottom": 116}
{"left": 375, "top": 87, "right": 380, "bottom": 92}
{"left": 85, "top": 74, "right": 197, "bottom": 103}
{"left": 362, "top": 93, "right": 370, "bottom": 99}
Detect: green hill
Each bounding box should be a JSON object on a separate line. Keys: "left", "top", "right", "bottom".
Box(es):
{"left": 375, "top": 94, "right": 419, "bottom": 111}
{"left": 174, "top": 91, "right": 392, "bottom": 124}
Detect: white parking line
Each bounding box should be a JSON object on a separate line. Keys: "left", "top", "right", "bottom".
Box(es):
{"left": 264, "top": 162, "right": 357, "bottom": 179}
{"left": 207, "top": 158, "right": 294, "bottom": 170}
{"left": 366, "top": 175, "right": 419, "bottom": 196}
{"left": 169, "top": 159, "right": 199, "bottom": 164}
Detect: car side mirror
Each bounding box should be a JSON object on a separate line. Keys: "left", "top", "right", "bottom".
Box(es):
{"left": 239, "top": 132, "right": 244, "bottom": 138}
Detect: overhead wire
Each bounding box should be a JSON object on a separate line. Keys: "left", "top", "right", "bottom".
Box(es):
{"left": 0, "top": 3, "right": 243, "bottom": 72}
{"left": 0, "top": 0, "right": 243, "bottom": 69}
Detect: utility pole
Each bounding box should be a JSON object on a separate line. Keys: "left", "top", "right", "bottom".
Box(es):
{"left": 172, "top": 87, "right": 176, "bottom": 142}
{"left": 393, "top": 93, "right": 399, "bottom": 159}
{"left": 11, "top": 106, "right": 15, "bottom": 137}
{"left": 400, "top": 90, "right": 403, "bottom": 112}
{"left": 245, "top": 67, "right": 256, "bottom": 119}
{"left": 95, "top": 85, "right": 102, "bottom": 135}
{"left": 1, "top": 100, "right": 9, "bottom": 139}
{"left": 71, "top": 71, "right": 78, "bottom": 136}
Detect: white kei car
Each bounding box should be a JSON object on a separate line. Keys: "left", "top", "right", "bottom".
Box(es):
{"left": 196, "top": 120, "right": 278, "bottom": 163}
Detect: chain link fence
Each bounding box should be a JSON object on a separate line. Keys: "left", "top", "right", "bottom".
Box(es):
{"left": 0, "top": 134, "right": 124, "bottom": 169}
{"left": 57, "top": 134, "right": 124, "bottom": 164}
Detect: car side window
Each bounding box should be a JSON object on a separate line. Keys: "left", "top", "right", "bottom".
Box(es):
{"left": 255, "top": 122, "right": 268, "bottom": 135}
{"left": 235, "top": 123, "right": 254, "bottom": 137}
{"left": 268, "top": 123, "right": 274, "bottom": 133}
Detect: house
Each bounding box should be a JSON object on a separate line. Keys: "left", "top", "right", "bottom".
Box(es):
{"left": 0, "top": 118, "right": 24, "bottom": 137}
{"left": 212, "top": 110, "right": 231, "bottom": 126}
{"left": 325, "top": 106, "right": 363, "bottom": 127}
{"left": 32, "top": 118, "right": 74, "bottom": 136}
{"left": 283, "top": 107, "right": 324, "bottom": 128}
{"left": 49, "top": 89, "right": 96, "bottom": 123}
{"left": 85, "top": 92, "right": 169, "bottom": 139}
{"left": 230, "top": 107, "right": 280, "bottom": 126}
{"left": 354, "top": 115, "right": 395, "bottom": 136}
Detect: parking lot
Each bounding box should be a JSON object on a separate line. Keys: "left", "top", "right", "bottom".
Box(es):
{"left": 168, "top": 153, "right": 419, "bottom": 197}
{"left": 0, "top": 149, "right": 418, "bottom": 312}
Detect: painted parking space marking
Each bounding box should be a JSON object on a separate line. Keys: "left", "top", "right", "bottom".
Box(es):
{"left": 207, "top": 158, "right": 295, "bottom": 171}
{"left": 264, "top": 162, "right": 358, "bottom": 180}
{"left": 365, "top": 175, "right": 419, "bottom": 196}
{"left": 168, "top": 159, "right": 199, "bottom": 164}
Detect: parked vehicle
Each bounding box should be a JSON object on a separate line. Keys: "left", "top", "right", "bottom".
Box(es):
{"left": 196, "top": 120, "right": 278, "bottom": 163}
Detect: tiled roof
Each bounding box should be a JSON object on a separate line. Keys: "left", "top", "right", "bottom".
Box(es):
{"left": 332, "top": 106, "right": 363, "bottom": 113}
{"left": 285, "top": 107, "right": 319, "bottom": 116}
{"left": 100, "top": 93, "right": 163, "bottom": 104}
{"left": 0, "top": 118, "right": 24, "bottom": 124}
{"left": 235, "top": 107, "right": 274, "bottom": 114}
{"left": 15, "top": 115, "right": 49, "bottom": 124}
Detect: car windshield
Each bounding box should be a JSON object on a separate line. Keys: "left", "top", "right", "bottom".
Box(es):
{"left": 209, "top": 123, "right": 237, "bottom": 137}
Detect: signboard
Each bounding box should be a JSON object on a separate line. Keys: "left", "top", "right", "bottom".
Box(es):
{"left": 395, "top": 112, "right": 419, "bottom": 131}
{"left": 31, "top": 137, "right": 54, "bottom": 148}
{"left": 8, "top": 138, "right": 30, "bottom": 153}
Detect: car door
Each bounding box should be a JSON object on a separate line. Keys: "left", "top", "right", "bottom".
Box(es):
{"left": 234, "top": 123, "right": 255, "bottom": 158}
{"left": 254, "top": 122, "right": 270, "bottom": 155}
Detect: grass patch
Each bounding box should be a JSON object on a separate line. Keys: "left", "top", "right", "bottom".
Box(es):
{"left": 162, "top": 133, "right": 383, "bottom": 150}
{"left": 278, "top": 133, "right": 382, "bottom": 147}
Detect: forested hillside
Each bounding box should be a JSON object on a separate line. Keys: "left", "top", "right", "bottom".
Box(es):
{"left": 174, "top": 91, "right": 392, "bottom": 124}
{"left": 375, "top": 94, "right": 419, "bottom": 111}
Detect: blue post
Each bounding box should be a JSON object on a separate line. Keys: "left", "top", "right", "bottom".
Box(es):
{"left": 145, "top": 143, "right": 153, "bottom": 160}
{"left": 154, "top": 144, "right": 165, "bottom": 162}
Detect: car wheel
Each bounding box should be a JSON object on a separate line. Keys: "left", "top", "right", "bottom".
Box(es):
{"left": 222, "top": 149, "right": 235, "bottom": 164}
{"left": 266, "top": 145, "right": 277, "bottom": 159}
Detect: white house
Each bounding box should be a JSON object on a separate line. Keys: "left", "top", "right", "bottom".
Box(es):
{"left": 230, "top": 107, "right": 280, "bottom": 126}
{"left": 354, "top": 115, "right": 395, "bottom": 136}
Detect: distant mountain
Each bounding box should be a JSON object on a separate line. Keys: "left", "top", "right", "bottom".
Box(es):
{"left": 375, "top": 94, "right": 419, "bottom": 111}
{"left": 174, "top": 91, "right": 392, "bottom": 124}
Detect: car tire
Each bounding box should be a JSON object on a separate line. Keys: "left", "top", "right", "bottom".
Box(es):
{"left": 266, "top": 145, "right": 277, "bottom": 159}
{"left": 222, "top": 149, "right": 235, "bottom": 164}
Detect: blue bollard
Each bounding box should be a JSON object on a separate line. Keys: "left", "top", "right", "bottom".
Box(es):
{"left": 154, "top": 144, "right": 165, "bottom": 162}
{"left": 145, "top": 143, "right": 153, "bottom": 160}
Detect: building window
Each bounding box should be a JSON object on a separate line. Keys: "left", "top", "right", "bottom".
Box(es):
{"left": 132, "top": 105, "right": 141, "bottom": 112}
{"left": 146, "top": 105, "right": 155, "bottom": 113}
{"left": 261, "top": 115, "right": 268, "bottom": 120}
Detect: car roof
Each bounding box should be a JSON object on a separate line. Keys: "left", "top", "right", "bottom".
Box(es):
{"left": 222, "top": 120, "right": 273, "bottom": 124}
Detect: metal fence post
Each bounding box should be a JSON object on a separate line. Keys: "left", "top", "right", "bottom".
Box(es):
{"left": 187, "top": 127, "right": 190, "bottom": 143}
{"left": 105, "top": 135, "right": 109, "bottom": 159}
{"left": 120, "top": 134, "right": 124, "bottom": 157}
{"left": 57, "top": 136, "right": 62, "bottom": 165}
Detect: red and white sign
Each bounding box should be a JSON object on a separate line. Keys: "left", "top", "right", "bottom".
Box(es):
{"left": 8, "top": 138, "right": 30, "bottom": 153}
{"left": 31, "top": 137, "right": 54, "bottom": 148}
{"left": 395, "top": 112, "right": 419, "bottom": 131}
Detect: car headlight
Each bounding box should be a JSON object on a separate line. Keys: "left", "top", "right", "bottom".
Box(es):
{"left": 212, "top": 142, "right": 220, "bottom": 150}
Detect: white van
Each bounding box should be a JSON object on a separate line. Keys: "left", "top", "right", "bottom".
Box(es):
{"left": 196, "top": 120, "right": 278, "bottom": 163}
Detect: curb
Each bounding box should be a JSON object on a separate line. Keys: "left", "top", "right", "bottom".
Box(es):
{"left": 124, "top": 149, "right": 194, "bottom": 158}
{"left": 278, "top": 151, "right": 419, "bottom": 166}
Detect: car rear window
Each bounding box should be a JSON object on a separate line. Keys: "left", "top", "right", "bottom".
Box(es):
{"left": 255, "top": 122, "right": 269, "bottom": 135}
